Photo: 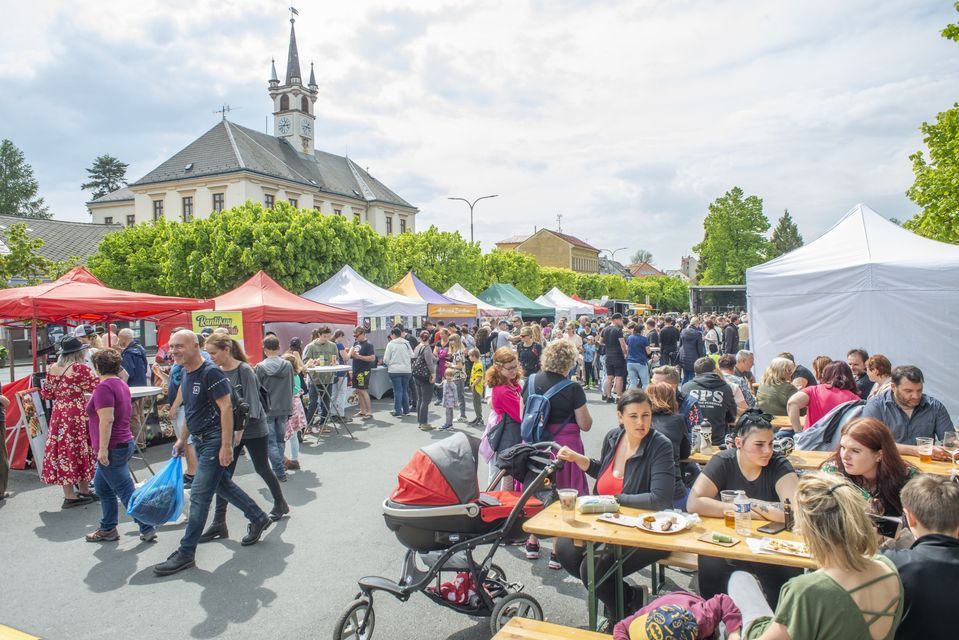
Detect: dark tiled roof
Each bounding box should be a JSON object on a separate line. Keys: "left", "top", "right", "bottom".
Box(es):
{"left": 549, "top": 230, "right": 598, "bottom": 251}
{"left": 629, "top": 261, "right": 665, "bottom": 277}
{"left": 132, "top": 120, "right": 412, "bottom": 208}
{"left": 88, "top": 186, "right": 134, "bottom": 204}
{"left": 0, "top": 215, "right": 122, "bottom": 263}
{"left": 599, "top": 257, "right": 633, "bottom": 278}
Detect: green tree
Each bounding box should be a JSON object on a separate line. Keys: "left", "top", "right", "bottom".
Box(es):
{"left": 693, "top": 187, "right": 770, "bottom": 284}
{"left": 0, "top": 139, "right": 51, "bottom": 219}
{"left": 942, "top": 2, "right": 959, "bottom": 42}
{"left": 539, "top": 267, "right": 580, "bottom": 296}
{"left": 768, "top": 209, "right": 804, "bottom": 258}
{"left": 0, "top": 223, "right": 56, "bottom": 286}
{"left": 386, "top": 225, "right": 483, "bottom": 292}
{"left": 630, "top": 249, "right": 653, "bottom": 265}
{"left": 81, "top": 154, "right": 128, "bottom": 200}
{"left": 904, "top": 104, "right": 959, "bottom": 242}
{"left": 480, "top": 250, "right": 542, "bottom": 299}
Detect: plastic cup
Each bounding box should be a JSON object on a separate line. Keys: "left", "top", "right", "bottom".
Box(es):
{"left": 721, "top": 490, "right": 737, "bottom": 528}
{"left": 916, "top": 437, "right": 934, "bottom": 463}
{"left": 558, "top": 489, "right": 578, "bottom": 523}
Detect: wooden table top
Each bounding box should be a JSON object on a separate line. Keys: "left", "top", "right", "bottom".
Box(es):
{"left": 771, "top": 415, "right": 791, "bottom": 429}
{"left": 493, "top": 618, "right": 609, "bottom": 639}
{"left": 523, "top": 503, "right": 816, "bottom": 570}
{"left": 685, "top": 448, "right": 955, "bottom": 476}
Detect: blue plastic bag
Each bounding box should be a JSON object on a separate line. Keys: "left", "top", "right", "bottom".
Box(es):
{"left": 127, "top": 456, "right": 184, "bottom": 526}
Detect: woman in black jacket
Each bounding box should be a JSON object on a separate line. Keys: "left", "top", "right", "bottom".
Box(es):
{"left": 678, "top": 317, "right": 705, "bottom": 384}
{"left": 553, "top": 389, "right": 675, "bottom": 623}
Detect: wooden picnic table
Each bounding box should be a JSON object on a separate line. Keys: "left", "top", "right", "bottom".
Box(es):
{"left": 492, "top": 618, "right": 609, "bottom": 639}
{"left": 686, "top": 448, "right": 955, "bottom": 476}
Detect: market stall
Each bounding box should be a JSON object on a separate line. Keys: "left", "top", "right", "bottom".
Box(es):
{"left": 478, "top": 284, "right": 555, "bottom": 321}
{"left": 390, "top": 272, "right": 477, "bottom": 320}
{"left": 535, "top": 287, "right": 594, "bottom": 320}
{"left": 570, "top": 293, "right": 608, "bottom": 315}
{"left": 444, "top": 284, "right": 511, "bottom": 318}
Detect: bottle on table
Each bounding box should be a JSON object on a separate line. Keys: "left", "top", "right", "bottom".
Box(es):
{"left": 734, "top": 490, "right": 751, "bottom": 537}
{"left": 783, "top": 498, "right": 794, "bottom": 532}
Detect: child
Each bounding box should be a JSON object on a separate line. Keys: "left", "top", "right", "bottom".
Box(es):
{"left": 614, "top": 592, "right": 742, "bottom": 640}
{"left": 707, "top": 342, "right": 720, "bottom": 366}
{"left": 583, "top": 336, "right": 597, "bottom": 389}
{"left": 440, "top": 368, "right": 458, "bottom": 431}
{"left": 467, "top": 348, "right": 484, "bottom": 426}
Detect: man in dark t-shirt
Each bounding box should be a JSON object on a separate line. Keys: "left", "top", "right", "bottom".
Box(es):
{"left": 516, "top": 327, "right": 542, "bottom": 376}
{"left": 659, "top": 318, "right": 680, "bottom": 366}
{"left": 350, "top": 327, "right": 376, "bottom": 418}
{"left": 153, "top": 330, "right": 270, "bottom": 577}
{"left": 600, "top": 313, "right": 627, "bottom": 402}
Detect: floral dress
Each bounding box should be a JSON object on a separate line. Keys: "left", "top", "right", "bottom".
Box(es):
{"left": 40, "top": 363, "right": 99, "bottom": 486}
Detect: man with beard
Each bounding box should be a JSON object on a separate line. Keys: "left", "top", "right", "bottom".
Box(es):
{"left": 862, "top": 365, "right": 951, "bottom": 460}
{"left": 846, "top": 347, "right": 874, "bottom": 399}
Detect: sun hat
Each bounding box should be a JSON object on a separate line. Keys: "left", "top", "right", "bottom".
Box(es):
{"left": 73, "top": 324, "right": 97, "bottom": 338}
{"left": 628, "top": 604, "right": 698, "bottom": 640}
{"left": 58, "top": 336, "right": 90, "bottom": 355}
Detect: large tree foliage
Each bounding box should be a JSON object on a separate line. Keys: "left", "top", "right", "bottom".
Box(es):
{"left": 768, "top": 209, "right": 804, "bottom": 258}
{"left": 693, "top": 187, "right": 770, "bottom": 284}
{"left": 630, "top": 249, "right": 653, "bottom": 265}
{"left": 629, "top": 276, "right": 690, "bottom": 312}
{"left": 386, "top": 226, "right": 484, "bottom": 293}
{"left": 480, "top": 250, "right": 542, "bottom": 299}
{"left": 0, "top": 140, "right": 51, "bottom": 219}
{"left": 0, "top": 223, "right": 57, "bottom": 285}
{"left": 81, "top": 154, "right": 129, "bottom": 200}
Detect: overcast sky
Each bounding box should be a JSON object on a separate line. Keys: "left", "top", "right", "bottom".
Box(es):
{"left": 3, "top": 0, "right": 957, "bottom": 268}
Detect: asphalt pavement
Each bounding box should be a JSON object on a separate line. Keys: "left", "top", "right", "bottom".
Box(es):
{"left": 0, "top": 386, "right": 692, "bottom": 640}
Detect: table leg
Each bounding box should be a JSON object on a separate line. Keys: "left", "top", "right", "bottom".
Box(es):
{"left": 586, "top": 541, "right": 597, "bottom": 631}
{"left": 614, "top": 545, "right": 624, "bottom": 622}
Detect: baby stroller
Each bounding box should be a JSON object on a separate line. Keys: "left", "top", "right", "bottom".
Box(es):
{"left": 333, "top": 433, "right": 563, "bottom": 639}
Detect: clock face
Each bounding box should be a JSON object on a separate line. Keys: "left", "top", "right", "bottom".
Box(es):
{"left": 278, "top": 116, "right": 292, "bottom": 135}
{"left": 300, "top": 119, "right": 312, "bottom": 136}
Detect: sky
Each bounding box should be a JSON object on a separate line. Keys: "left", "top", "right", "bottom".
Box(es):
{"left": 2, "top": 0, "right": 957, "bottom": 269}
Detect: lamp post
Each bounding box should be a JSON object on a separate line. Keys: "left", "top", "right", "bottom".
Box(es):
{"left": 600, "top": 247, "right": 627, "bottom": 263}
{"left": 448, "top": 194, "right": 498, "bottom": 244}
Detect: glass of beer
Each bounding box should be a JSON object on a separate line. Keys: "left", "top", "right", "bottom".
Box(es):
{"left": 916, "top": 437, "right": 934, "bottom": 464}
{"left": 721, "top": 490, "right": 738, "bottom": 528}
{"left": 558, "top": 489, "right": 578, "bottom": 523}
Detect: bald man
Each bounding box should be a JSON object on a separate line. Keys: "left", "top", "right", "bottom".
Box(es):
{"left": 153, "top": 330, "right": 271, "bottom": 577}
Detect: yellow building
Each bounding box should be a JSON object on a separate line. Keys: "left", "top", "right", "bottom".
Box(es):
{"left": 495, "top": 229, "right": 600, "bottom": 273}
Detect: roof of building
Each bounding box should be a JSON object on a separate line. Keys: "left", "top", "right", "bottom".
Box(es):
{"left": 664, "top": 269, "right": 689, "bottom": 281}
{"left": 628, "top": 261, "right": 666, "bottom": 277}
{"left": 130, "top": 120, "right": 412, "bottom": 208}
{"left": 496, "top": 229, "right": 599, "bottom": 252}
{"left": 88, "top": 186, "right": 134, "bottom": 204}
{"left": 599, "top": 256, "right": 633, "bottom": 278}
{"left": 0, "top": 215, "right": 122, "bottom": 263}
{"left": 496, "top": 234, "right": 530, "bottom": 245}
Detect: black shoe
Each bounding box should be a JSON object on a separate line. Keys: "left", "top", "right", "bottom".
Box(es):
{"left": 62, "top": 496, "right": 94, "bottom": 509}
{"left": 198, "top": 521, "right": 228, "bottom": 543}
{"left": 269, "top": 500, "right": 290, "bottom": 522}
{"left": 153, "top": 551, "right": 195, "bottom": 576}
{"left": 241, "top": 515, "right": 272, "bottom": 546}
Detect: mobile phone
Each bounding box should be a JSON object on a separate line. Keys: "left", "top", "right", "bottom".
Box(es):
{"left": 757, "top": 521, "right": 787, "bottom": 535}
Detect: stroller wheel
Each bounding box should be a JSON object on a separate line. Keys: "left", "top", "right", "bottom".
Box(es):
{"left": 333, "top": 598, "right": 375, "bottom": 640}
{"left": 487, "top": 563, "right": 506, "bottom": 583}
{"left": 489, "top": 592, "right": 544, "bottom": 635}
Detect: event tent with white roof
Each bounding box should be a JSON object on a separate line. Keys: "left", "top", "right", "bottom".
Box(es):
{"left": 746, "top": 203, "right": 959, "bottom": 419}
{"left": 302, "top": 265, "right": 427, "bottom": 319}
{"left": 444, "top": 283, "right": 511, "bottom": 318}
{"left": 536, "top": 287, "right": 595, "bottom": 320}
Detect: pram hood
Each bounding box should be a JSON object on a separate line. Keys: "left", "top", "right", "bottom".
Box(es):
{"left": 391, "top": 432, "right": 480, "bottom": 506}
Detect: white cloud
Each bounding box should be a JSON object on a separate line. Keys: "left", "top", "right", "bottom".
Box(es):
{"left": 2, "top": 0, "right": 957, "bottom": 269}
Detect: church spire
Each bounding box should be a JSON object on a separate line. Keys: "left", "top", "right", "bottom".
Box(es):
{"left": 285, "top": 15, "right": 302, "bottom": 85}
{"left": 308, "top": 62, "right": 317, "bottom": 91}
{"left": 269, "top": 58, "right": 278, "bottom": 87}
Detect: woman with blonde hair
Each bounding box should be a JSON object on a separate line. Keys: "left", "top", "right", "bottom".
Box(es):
{"left": 446, "top": 334, "right": 469, "bottom": 423}
{"left": 530, "top": 322, "right": 543, "bottom": 345}
{"left": 647, "top": 381, "right": 691, "bottom": 509}
{"left": 755, "top": 357, "right": 797, "bottom": 416}
{"left": 729, "top": 472, "right": 903, "bottom": 639}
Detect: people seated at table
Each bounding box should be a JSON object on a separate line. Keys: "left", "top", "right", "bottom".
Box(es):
{"left": 778, "top": 352, "right": 816, "bottom": 390}
{"left": 681, "top": 357, "right": 737, "bottom": 446}
{"left": 866, "top": 354, "right": 893, "bottom": 400}
{"left": 861, "top": 365, "right": 952, "bottom": 460}
{"left": 728, "top": 472, "right": 903, "bottom": 639}
{"left": 755, "top": 357, "right": 797, "bottom": 417}
{"left": 646, "top": 382, "right": 691, "bottom": 509}
{"left": 819, "top": 417, "right": 917, "bottom": 520}
{"left": 555, "top": 389, "right": 674, "bottom": 623}
{"left": 809, "top": 354, "right": 831, "bottom": 385}
{"left": 652, "top": 365, "right": 701, "bottom": 433}
{"left": 719, "top": 354, "right": 754, "bottom": 411}
{"left": 686, "top": 410, "right": 801, "bottom": 608}
{"left": 614, "top": 592, "right": 743, "bottom": 640}
{"left": 847, "top": 348, "right": 875, "bottom": 400}
{"left": 786, "top": 360, "right": 860, "bottom": 432}
{"left": 883, "top": 474, "right": 959, "bottom": 639}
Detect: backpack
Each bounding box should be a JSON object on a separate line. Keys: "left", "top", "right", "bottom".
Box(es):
{"left": 520, "top": 373, "right": 575, "bottom": 443}
{"left": 411, "top": 345, "right": 431, "bottom": 382}
{"left": 202, "top": 361, "right": 251, "bottom": 431}
{"left": 794, "top": 399, "right": 865, "bottom": 452}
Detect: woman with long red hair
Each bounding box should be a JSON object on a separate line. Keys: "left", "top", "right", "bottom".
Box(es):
{"left": 819, "top": 417, "right": 918, "bottom": 517}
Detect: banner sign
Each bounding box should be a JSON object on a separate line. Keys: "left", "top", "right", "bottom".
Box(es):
{"left": 192, "top": 311, "right": 244, "bottom": 347}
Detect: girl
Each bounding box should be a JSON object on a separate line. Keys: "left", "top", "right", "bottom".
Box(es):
{"left": 439, "top": 368, "right": 458, "bottom": 431}
{"left": 467, "top": 348, "right": 484, "bottom": 426}
{"left": 282, "top": 351, "right": 308, "bottom": 471}
{"left": 646, "top": 381, "right": 691, "bottom": 510}
{"left": 483, "top": 347, "right": 523, "bottom": 487}
{"left": 446, "top": 334, "right": 469, "bottom": 423}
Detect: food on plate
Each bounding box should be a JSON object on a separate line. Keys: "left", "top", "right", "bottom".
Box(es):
{"left": 659, "top": 515, "right": 679, "bottom": 532}
{"left": 642, "top": 515, "right": 656, "bottom": 526}
{"left": 763, "top": 538, "right": 810, "bottom": 557}
{"left": 711, "top": 532, "right": 733, "bottom": 544}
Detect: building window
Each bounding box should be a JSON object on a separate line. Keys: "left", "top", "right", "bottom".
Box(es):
{"left": 280, "top": 95, "right": 289, "bottom": 111}
{"left": 264, "top": 194, "right": 275, "bottom": 209}
{"left": 182, "top": 196, "right": 193, "bottom": 222}
{"left": 213, "top": 193, "right": 225, "bottom": 213}
{"left": 301, "top": 96, "right": 309, "bottom": 113}
{"left": 126, "top": 214, "right": 135, "bottom": 227}
{"left": 353, "top": 212, "right": 361, "bottom": 223}
{"left": 400, "top": 218, "right": 407, "bottom": 233}
{"left": 152, "top": 200, "right": 164, "bottom": 221}
{"left": 334, "top": 208, "right": 342, "bottom": 216}
{"left": 104, "top": 216, "right": 113, "bottom": 225}
{"left": 386, "top": 216, "right": 393, "bottom": 235}
{"left": 289, "top": 198, "right": 298, "bottom": 208}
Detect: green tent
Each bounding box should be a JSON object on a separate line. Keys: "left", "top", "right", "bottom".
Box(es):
{"left": 479, "top": 283, "right": 555, "bottom": 320}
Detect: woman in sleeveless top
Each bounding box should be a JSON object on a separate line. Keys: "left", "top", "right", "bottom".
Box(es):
{"left": 729, "top": 472, "right": 903, "bottom": 640}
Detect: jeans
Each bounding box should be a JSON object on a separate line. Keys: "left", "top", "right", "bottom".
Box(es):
{"left": 627, "top": 361, "right": 650, "bottom": 389}
{"left": 306, "top": 379, "right": 319, "bottom": 423}
{"left": 414, "top": 377, "right": 433, "bottom": 424}
{"left": 583, "top": 360, "right": 594, "bottom": 387}
{"left": 212, "top": 434, "right": 284, "bottom": 523}
{"left": 454, "top": 379, "right": 467, "bottom": 418}
{"left": 179, "top": 433, "right": 265, "bottom": 558}
{"left": 682, "top": 368, "right": 695, "bottom": 384}
{"left": 389, "top": 373, "right": 411, "bottom": 415}
{"left": 312, "top": 381, "right": 332, "bottom": 424}
{"left": 93, "top": 440, "right": 151, "bottom": 533}
{"left": 265, "top": 415, "right": 290, "bottom": 479}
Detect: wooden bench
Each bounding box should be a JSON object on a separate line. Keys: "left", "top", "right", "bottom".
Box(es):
{"left": 493, "top": 618, "right": 610, "bottom": 639}
{"left": 651, "top": 551, "right": 698, "bottom": 594}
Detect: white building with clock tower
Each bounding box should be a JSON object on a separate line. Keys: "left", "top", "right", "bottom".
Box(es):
{"left": 87, "top": 13, "right": 417, "bottom": 236}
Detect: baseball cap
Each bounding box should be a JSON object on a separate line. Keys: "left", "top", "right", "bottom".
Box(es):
{"left": 73, "top": 324, "right": 97, "bottom": 338}
{"left": 199, "top": 327, "right": 214, "bottom": 337}
{"left": 628, "top": 604, "right": 698, "bottom": 640}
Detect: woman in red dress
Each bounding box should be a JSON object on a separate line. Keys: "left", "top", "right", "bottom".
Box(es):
{"left": 41, "top": 337, "right": 99, "bottom": 508}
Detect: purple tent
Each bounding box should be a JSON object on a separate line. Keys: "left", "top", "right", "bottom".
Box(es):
{"left": 390, "top": 272, "right": 478, "bottom": 318}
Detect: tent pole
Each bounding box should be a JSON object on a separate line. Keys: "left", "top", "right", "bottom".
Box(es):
{"left": 31, "top": 318, "right": 37, "bottom": 371}
{"left": 7, "top": 326, "right": 14, "bottom": 384}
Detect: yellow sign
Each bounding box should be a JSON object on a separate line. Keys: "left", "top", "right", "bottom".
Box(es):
{"left": 192, "top": 310, "right": 245, "bottom": 347}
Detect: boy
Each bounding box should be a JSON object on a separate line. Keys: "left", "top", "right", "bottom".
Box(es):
{"left": 583, "top": 336, "right": 597, "bottom": 389}
{"left": 467, "top": 348, "right": 484, "bottom": 426}
{"left": 439, "top": 369, "right": 458, "bottom": 431}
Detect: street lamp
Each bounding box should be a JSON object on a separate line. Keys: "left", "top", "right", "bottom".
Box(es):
{"left": 448, "top": 194, "right": 498, "bottom": 244}
{"left": 600, "top": 247, "right": 627, "bottom": 262}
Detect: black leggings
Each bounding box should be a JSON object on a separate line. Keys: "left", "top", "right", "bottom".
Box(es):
{"left": 212, "top": 435, "right": 284, "bottom": 522}
{"left": 554, "top": 537, "right": 668, "bottom": 623}
{"left": 697, "top": 556, "right": 802, "bottom": 609}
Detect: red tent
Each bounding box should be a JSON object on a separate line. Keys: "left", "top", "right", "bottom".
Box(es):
{"left": 570, "top": 293, "right": 608, "bottom": 315}
{"left": 158, "top": 271, "right": 357, "bottom": 363}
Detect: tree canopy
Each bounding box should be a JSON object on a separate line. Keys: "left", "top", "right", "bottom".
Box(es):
{"left": 693, "top": 187, "right": 770, "bottom": 284}
{"left": 0, "top": 140, "right": 51, "bottom": 219}
{"left": 768, "top": 209, "right": 804, "bottom": 258}
{"left": 385, "top": 225, "right": 484, "bottom": 293}
{"left": 81, "top": 154, "right": 129, "bottom": 200}
{"left": 630, "top": 249, "right": 653, "bottom": 265}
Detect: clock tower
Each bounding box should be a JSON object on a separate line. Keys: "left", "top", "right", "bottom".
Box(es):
{"left": 269, "top": 14, "right": 317, "bottom": 155}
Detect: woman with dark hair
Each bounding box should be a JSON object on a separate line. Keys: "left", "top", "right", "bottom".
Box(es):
{"left": 198, "top": 333, "right": 287, "bottom": 543}
{"left": 412, "top": 330, "right": 436, "bottom": 430}
{"left": 866, "top": 354, "right": 893, "bottom": 399}
{"left": 820, "top": 417, "right": 917, "bottom": 518}
{"left": 787, "top": 361, "right": 861, "bottom": 431}
{"left": 646, "top": 381, "right": 691, "bottom": 509}
{"left": 288, "top": 336, "right": 303, "bottom": 357}
{"left": 554, "top": 389, "right": 674, "bottom": 623}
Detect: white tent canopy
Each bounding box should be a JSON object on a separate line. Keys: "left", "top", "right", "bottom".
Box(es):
{"left": 536, "top": 287, "right": 594, "bottom": 320}
{"left": 444, "top": 283, "right": 511, "bottom": 317}
{"left": 302, "top": 264, "right": 427, "bottom": 318}
{"left": 747, "top": 203, "right": 959, "bottom": 419}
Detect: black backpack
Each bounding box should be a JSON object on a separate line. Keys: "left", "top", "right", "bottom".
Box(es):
{"left": 203, "top": 361, "right": 252, "bottom": 431}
